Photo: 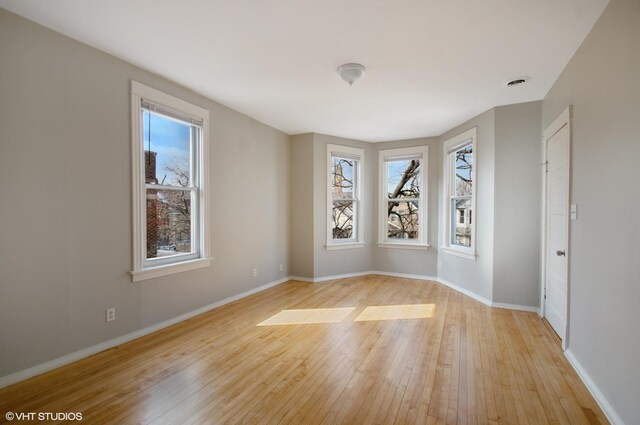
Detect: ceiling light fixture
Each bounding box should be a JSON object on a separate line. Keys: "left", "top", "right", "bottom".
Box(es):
{"left": 337, "top": 63, "right": 366, "bottom": 86}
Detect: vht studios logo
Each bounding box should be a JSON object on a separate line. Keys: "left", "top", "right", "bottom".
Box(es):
{"left": 5, "top": 412, "right": 83, "bottom": 421}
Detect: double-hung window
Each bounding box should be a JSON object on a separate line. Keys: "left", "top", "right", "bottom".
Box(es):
{"left": 130, "top": 81, "right": 210, "bottom": 281}
{"left": 442, "top": 128, "right": 476, "bottom": 259}
{"left": 378, "top": 145, "right": 429, "bottom": 249}
{"left": 326, "top": 144, "right": 364, "bottom": 249}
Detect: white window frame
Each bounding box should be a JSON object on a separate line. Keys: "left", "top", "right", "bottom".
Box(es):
{"left": 442, "top": 127, "right": 477, "bottom": 260}
{"left": 326, "top": 144, "right": 365, "bottom": 250}
{"left": 377, "top": 145, "right": 429, "bottom": 250}
{"left": 130, "top": 81, "right": 211, "bottom": 281}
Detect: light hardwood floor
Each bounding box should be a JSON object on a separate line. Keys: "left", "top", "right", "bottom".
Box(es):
{"left": 0, "top": 276, "right": 607, "bottom": 424}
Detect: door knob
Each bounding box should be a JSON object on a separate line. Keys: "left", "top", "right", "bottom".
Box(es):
{"left": 556, "top": 250, "right": 566, "bottom": 257}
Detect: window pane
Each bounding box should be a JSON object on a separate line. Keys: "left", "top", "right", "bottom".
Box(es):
{"left": 146, "top": 188, "right": 193, "bottom": 259}
{"left": 332, "top": 201, "right": 354, "bottom": 239}
{"left": 387, "top": 159, "right": 420, "bottom": 199}
{"left": 454, "top": 145, "right": 473, "bottom": 196}
{"left": 332, "top": 157, "right": 355, "bottom": 198}
{"left": 143, "top": 110, "right": 192, "bottom": 187}
{"left": 452, "top": 198, "right": 472, "bottom": 247}
{"left": 387, "top": 201, "right": 419, "bottom": 239}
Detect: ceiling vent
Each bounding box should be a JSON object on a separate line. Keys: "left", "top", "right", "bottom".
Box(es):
{"left": 506, "top": 76, "right": 531, "bottom": 87}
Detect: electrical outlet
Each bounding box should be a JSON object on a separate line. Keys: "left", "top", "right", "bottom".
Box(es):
{"left": 253, "top": 268, "right": 258, "bottom": 277}
{"left": 279, "top": 264, "right": 283, "bottom": 272}
{"left": 438, "top": 261, "right": 443, "bottom": 269}
{"left": 106, "top": 308, "right": 116, "bottom": 322}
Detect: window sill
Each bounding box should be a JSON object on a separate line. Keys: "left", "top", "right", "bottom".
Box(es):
{"left": 325, "top": 242, "right": 365, "bottom": 251}
{"left": 441, "top": 247, "right": 476, "bottom": 260}
{"left": 377, "top": 242, "right": 430, "bottom": 251}
{"left": 131, "top": 257, "right": 212, "bottom": 282}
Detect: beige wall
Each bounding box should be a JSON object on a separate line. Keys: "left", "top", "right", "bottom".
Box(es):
{"left": 542, "top": 0, "right": 640, "bottom": 422}
{"left": 0, "top": 8, "right": 290, "bottom": 377}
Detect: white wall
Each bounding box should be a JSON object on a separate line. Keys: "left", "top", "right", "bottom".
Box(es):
{"left": 0, "top": 8, "right": 290, "bottom": 377}
{"left": 542, "top": 0, "right": 640, "bottom": 422}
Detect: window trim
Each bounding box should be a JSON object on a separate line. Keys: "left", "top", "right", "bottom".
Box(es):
{"left": 130, "top": 81, "right": 211, "bottom": 281}
{"left": 442, "top": 127, "right": 477, "bottom": 260}
{"left": 326, "top": 144, "right": 365, "bottom": 250}
{"left": 377, "top": 145, "right": 429, "bottom": 250}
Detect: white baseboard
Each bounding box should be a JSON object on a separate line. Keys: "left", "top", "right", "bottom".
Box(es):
{"left": 432, "top": 276, "right": 494, "bottom": 306}
{"left": 564, "top": 349, "right": 625, "bottom": 425}
{"left": 288, "top": 275, "right": 314, "bottom": 282}
{"left": 314, "top": 271, "right": 374, "bottom": 282}
{"left": 290, "top": 271, "right": 374, "bottom": 283}
{"left": 490, "top": 302, "right": 540, "bottom": 314}
{"left": 369, "top": 270, "right": 439, "bottom": 282}
{"left": 0, "top": 276, "right": 290, "bottom": 389}
{"left": 293, "top": 270, "right": 438, "bottom": 284}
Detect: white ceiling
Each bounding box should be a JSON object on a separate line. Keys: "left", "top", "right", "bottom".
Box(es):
{"left": 0, "top": 0, "right": 608, "bottom": 142}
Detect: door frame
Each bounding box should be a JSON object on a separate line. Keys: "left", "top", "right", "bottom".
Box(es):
{"left": 540, "top": 106, "right": 572, "bottom": 350}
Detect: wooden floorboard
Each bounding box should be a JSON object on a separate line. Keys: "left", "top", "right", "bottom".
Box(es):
{"left": 0, "top": 276, "right": 608, "bottom": 425}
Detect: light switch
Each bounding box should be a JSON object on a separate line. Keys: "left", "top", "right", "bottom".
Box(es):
{"left": 570, "top": 204, "right": 577, "bottom": 220}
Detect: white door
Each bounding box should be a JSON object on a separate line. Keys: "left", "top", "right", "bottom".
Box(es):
{"left": 544, "top": 123, "right": 570, "bottom": 340}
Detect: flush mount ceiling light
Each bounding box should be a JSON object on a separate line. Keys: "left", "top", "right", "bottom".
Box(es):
{"left": 337, "top": 63, "right": 366, "bottom": 86}
{"left": 505, "top": 76, "right": 531, "bottom": 87}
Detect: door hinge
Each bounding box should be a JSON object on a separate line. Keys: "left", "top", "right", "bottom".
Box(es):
{"left": 543, "top": 161, "right": 549, "bottom": 173}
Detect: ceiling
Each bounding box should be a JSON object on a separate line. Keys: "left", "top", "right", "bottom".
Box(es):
{"left": 0, "top": 0, "right": 608, "bottom": 142}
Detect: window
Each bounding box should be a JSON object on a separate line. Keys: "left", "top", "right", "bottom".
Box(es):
{"left": 130, "top": 81, "right": 210, "bottom": 281}
{"left": 443, "top": 128, "right": 476, "bottom": 259}
{"left": 326, "top": 144, "right": 364, "bottom": 250}
{"left": 378, "top": 145, "right": 429, "bottom": 249}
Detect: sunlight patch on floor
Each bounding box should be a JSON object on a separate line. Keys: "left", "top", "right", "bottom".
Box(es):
{"left": 354, "top": 304, "right": 435, "bottom": 322}
{"left": 257, "top": 308, "right": 356, "bottom": 326}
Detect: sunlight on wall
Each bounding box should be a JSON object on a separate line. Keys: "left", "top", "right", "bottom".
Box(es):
{"left": 257, "top": 308, "right": 356, "bottom": 326}
{"left": 354, "top": 304, "right": 435, "bottom": 322}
